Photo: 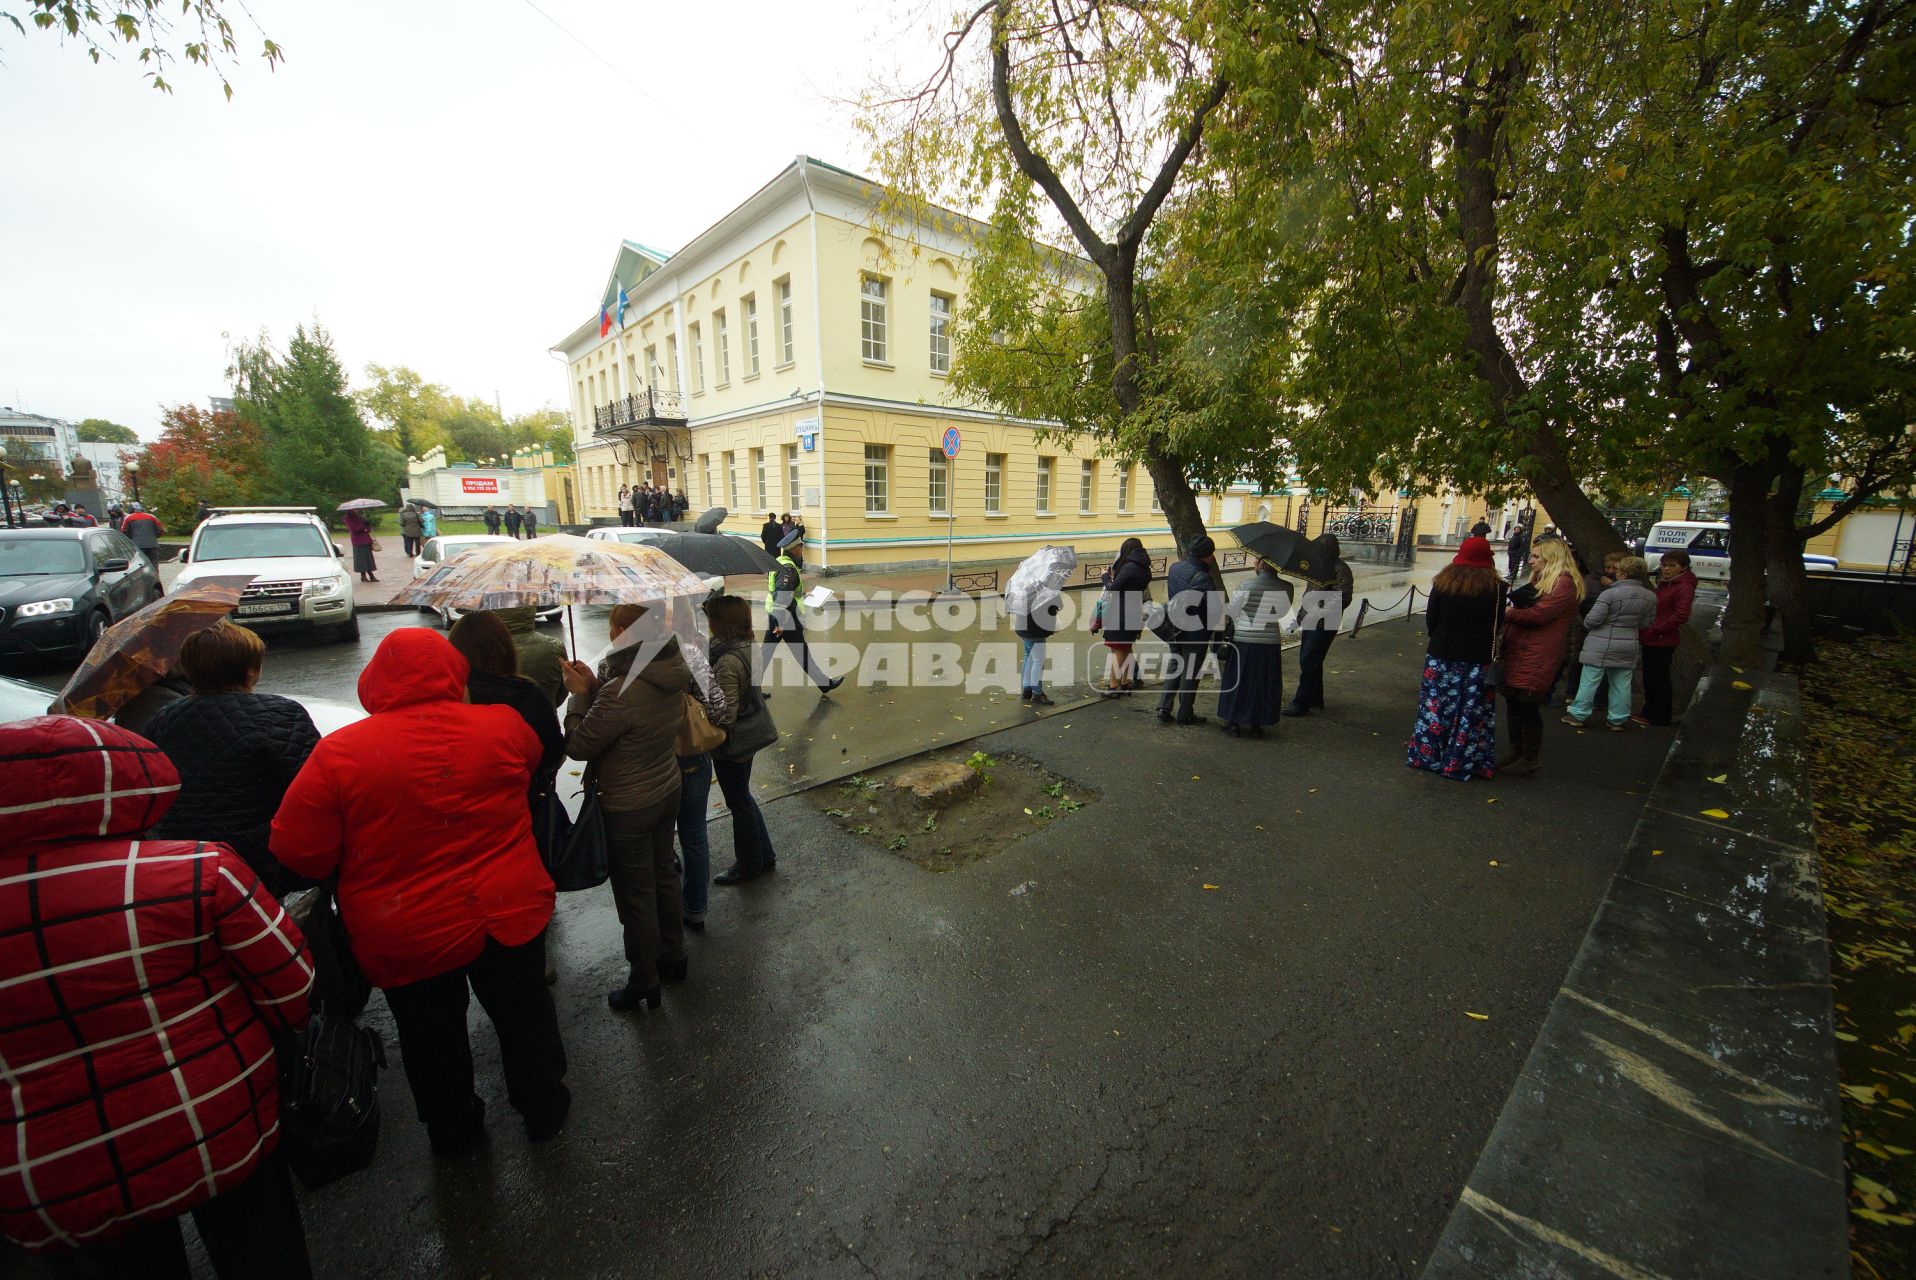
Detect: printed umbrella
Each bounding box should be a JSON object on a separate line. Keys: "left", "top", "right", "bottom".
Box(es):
{"left": 1003, "top": 545, "right": 1078, "bottom": 622}
{"left": 390, "top": 533, "right": 711, "bottom": 654}
{"left": 1229, "top": 520, "right": 1331, "bottom": 587}
{"left": 337, "top": 498, "right": 388, "bottom": 512}
{"left": 52, "top": 575, "right": 256, "bottom": 720}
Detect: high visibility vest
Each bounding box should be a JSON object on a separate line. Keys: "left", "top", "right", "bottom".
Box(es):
{"left": 766, "top": 555, "right": 798, "bottom": 607}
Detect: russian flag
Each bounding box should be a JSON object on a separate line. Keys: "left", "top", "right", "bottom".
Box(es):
{"left": 599, "top": 303, "right": 612, "bottom": 338}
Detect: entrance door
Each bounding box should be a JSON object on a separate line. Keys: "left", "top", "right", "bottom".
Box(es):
{"left": 651, "top": 459, "right": 668, "bottom": 489}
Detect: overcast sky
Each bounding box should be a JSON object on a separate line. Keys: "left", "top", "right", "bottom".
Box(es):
{"left": 0, "top": 0, "right": 936, "bottom": 439}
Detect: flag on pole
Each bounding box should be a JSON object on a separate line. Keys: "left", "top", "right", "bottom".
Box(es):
{"left": 599, "top": 303, "right": 612, "bottom": 338}
{"left": 617, "top": 283, "right": 629, "bottom": 328}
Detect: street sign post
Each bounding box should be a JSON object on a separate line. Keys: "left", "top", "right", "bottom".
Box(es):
{"left": 941, "top": 429, "right": 962, "bottom": 591}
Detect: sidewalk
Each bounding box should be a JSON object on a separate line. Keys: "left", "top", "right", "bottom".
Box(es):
{"left": 279, "top": 616, "right": 1669, "bottom": 1279}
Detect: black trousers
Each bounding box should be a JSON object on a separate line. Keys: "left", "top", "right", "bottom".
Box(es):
{"left": 402, "top": 534, "right": 421, "bottom": 557}
{"left": 1156, "top": 638, "right": 1209, "bottom": 718}
{"left": 602, "top": 791, "right": 685, "bottom": 988}
{"left": 44, "top": 1151, "right": 310, "bottom": 1280}
{"left": 764, "top": 619, "right": 832, "bottom": 687}
{"left": 1641, "top": 645, "right": 1676, "bottom": 725}
{"left": 1291, "top": 628, "right": 1337, "bottom": 708}
{"left": 382, "top": 933, "right": 569, "bottom": 1147}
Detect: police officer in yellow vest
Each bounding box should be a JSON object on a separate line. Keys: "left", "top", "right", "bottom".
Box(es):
{"left": 764, "top": 529, "right": 842, "bottom": 694}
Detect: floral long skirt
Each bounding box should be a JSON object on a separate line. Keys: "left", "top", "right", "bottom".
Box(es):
{"left": 1406, "top": 654, "right": 1497, "bottom": 781}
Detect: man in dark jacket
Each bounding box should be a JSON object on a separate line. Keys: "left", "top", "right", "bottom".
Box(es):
{"left": 1157, "top": 536, "right": 1225, "bottom": 725}
{"left": 483, "top": 506, "right": 502, "bottom": 535}
{"left": 760, "top": 514, "right": 784, "bottom": 558}
{"left": 504, "top": 505, "right": 524, "bottom": 538}
{"left": 765, "top": 537, "right": 842, "bottom": 693}
{"left": 120, "top": 503, "right": 163, "bottom": 557}
{"left": 522, "top": 506, "right": 540, "bottom": 538}
{"left": 1506, "top": 517, "right": 1532, "bottom": 580}
{"left": 399, "top": 503, "right": 424, "bottom": 557}
{"left": 1282, "top": 534, "right": 1356, "bottom": 717}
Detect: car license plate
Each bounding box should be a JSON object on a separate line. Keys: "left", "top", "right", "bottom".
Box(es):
{"left": 235, "top": 602, "right": 296, "bottom": 617}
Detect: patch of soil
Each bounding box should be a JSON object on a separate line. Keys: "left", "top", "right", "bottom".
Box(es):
{"left": 806, "top": 749, "right": 1097, "bottom": 872}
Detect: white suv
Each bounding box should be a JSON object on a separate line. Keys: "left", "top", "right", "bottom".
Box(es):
{"left": 174, "top": 508, "right": 358, "bottom": 642}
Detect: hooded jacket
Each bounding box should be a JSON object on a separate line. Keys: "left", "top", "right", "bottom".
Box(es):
{"left": 0, "top": 717, "right": 313, "bottom": 1253}
{"left": 1099, "top": 547, "right": 1153, "bottom": 643}
{"left": 500, "top": 606, "right": 566, "bottom": 706}
{"left": 1579, "top": 577, "right": 1658, "bottom": 668}
{"left": 564, "top": 634, "right": 692, "bottom": 812}
{"left": 1642, "top": 569, "right": 1698, "bottom": 649}
{"left": 270, "top": 628, "right": 553, "bottom": 988}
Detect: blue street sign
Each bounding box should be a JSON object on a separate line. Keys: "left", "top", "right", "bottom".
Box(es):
{"left": 941, "top": 427, "right": 962, "bottom": 459}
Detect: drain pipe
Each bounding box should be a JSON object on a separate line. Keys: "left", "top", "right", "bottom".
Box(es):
{"left": 799, "top": 157, "right": 830, "bottom": 570}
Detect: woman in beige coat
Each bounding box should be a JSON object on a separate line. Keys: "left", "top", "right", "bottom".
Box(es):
{"left": 562, "top": 603, "right": 692, "bottom": 1012}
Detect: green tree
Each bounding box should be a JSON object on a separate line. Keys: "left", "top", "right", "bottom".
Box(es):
{"left": 356, "top": 363, "right": 452, "bottom": 460}
{"left": 863, "top": 0, "right": 1326, "bottom": 551}
{"left": 74, "top": 418, "right": 138, "bottom": 444}
{"left": 229, "top": 323, "right": 385, "bottom": 520}
{"left": 3, "top": 0, "right": 281, "bottom": 95}
{"left": 509, "top": 407, "right": 575, "bottom": 464}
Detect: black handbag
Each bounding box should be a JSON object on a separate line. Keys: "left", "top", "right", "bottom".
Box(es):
{"left": 545, "top": 784, "right": 610, "bottom": 892}
{"left": 291, "top": 885, "right": 370, "bottom": 1020}
{"left": 715, "top": 679, "right": 778, "bottom": 761}
{"left": 531, "top": 787, "right": 572, "bottom": 863}
{"left": 277, "top": 1012, "right": 385, "bottom": 1190}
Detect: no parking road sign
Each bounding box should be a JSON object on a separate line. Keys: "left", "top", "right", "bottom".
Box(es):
{"left": 941, "top": 427, "right": 962, "bottom": 459}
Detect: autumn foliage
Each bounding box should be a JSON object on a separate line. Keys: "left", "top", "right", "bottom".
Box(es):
{"left": 134, "top": 405, "right": 267, "bottom": 529}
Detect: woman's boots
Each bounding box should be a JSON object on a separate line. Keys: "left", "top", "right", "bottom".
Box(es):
{"left": 1501, "top": 725, "right": 1544, "bottom": 777}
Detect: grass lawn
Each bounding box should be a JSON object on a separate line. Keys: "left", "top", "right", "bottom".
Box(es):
{"left": 1798, "top": 632, "right": 1916, "bottom": 1278}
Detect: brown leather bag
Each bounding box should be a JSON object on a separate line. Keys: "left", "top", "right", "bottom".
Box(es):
{"left": 676, "top": 693, "right": 727, "bottom": 756}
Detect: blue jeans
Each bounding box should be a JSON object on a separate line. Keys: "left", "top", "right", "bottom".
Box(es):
{"left": 1569, "top": 665, "right": 1633, "bottom": 725}
{"left": 1021, "top": 637, "right": 1045, "bottom": 691}
{"left": 675, "top": 754, "right": 712, "bottom": 922}
{"left": 712, "top": 753, "right": 777, "bottom": 874}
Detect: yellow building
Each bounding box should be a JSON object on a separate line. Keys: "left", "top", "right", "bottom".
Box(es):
{"left": 551, "top": 157, "right": 1185, "bottom": 572}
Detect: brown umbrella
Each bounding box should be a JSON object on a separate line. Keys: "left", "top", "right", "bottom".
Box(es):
{"left": 52, "top": 575, "right": 256, "bottom": 720}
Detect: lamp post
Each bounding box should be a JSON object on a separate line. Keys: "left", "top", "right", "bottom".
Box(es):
{"left": 126, "top": 458, "right": 141, "bottom": 505}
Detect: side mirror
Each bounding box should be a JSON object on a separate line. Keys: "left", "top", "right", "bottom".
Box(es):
{"left": 333, "top": 543, "right": 344, "bottom": 558}
{"left": 177, "top": 549, "right": 188, "bottom": 564}
{"left": 97, "top": 557, "right": 130, "bottom": 573}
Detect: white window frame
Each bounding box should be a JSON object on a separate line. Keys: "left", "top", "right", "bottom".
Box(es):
{"left": 714, "top": 310, "right": 730, "bottom": 386}
{"left": 928, "top": 291, "right": 952, "bottom": 375}
{"left": 1117, "top": 464, "right": 1131, "bottom": 513}
{"left": 984, "top": 453, "right": 1003, "bottom": 514}
{"left": 700, "top": 454, "right": 712, "bottom": 506}
{"left": 928, "top": 449, "right": 949, "bottom": 516}
{"left": 725, "top": 451, "right": 737, "bottom": 508}
{"left": 666, "top": 335, "right": 680, "bottom": 392}
{"left": 743, "top": 295, "right": 760, "bottom": 377}
{"left": 775, "top": 278, "right": 795, "bottom": 367}
{"left": 1150, "top": 478, "right": 1162, "bottom": 512}
{"left": 864, "top": 444, "right": 890, "bottom": 514}
{"left": 860, "top": 276, "right": 889, "bottom": 365}
{"left": 643, "top": 344, "right": 658, "bottom": 387}
{"left": 1080, "top": 460, "right": 1096, "bottom": 514}
{"left": 689, "top": 324, "right": 704, "bottom": 394}
{"left": 1036, "top": 456, "right": 1053, "bottom": 515}
{"left": 786, "top": 443, "right": 801, "bottom": 511}
{"left": 753, "top": 447, "right": 768, "bottom": 511}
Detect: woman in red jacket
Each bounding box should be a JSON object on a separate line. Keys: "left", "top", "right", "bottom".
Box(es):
{"left": 0, "top": 716, "right": 314, "bottom": 1277}
{"left": 1638, "top": 549, "right": 1699, "bottom": 726}
{"left": 1497, "top": 536, "right": 1585, "bottom": 776}
{"left": 271, "top": 627, "right": 570, "bottom": 1156}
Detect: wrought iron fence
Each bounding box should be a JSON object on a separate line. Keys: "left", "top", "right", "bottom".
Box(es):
{"left": 951, "top": 569, "right": 999, "bottom": 594}
{"left": 1599, "top": 505, "right": 1662, "bottom": 551}
{"left": 1321, "top": 506, "right": 1398, "bottom": 543}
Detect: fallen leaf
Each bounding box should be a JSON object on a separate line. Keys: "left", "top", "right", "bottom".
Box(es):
{"left": 1835, "top": 1031, "right": 1859, "bottom": 1042}
{"left": 1701, "top": 808, "right": 1730, "bottom": 819}
{"left": 1707, "top": 774, "right": 1727, "bottom": 784}
{"left": 1202, "top": 883, "right": 1220, "bottom": 890}
{"left": 1489, "top": 860, "right": 1499, "bottom": 867}
{"left": 1486, "top": 797, "right": 1498, "bottom": 804}
{"left": 1192, "top": 775, "right": 1201, "bottom": 780}
{"left": 1022, "top": 807, "right": 1033, "bottom": 815}
{"left": 1732, "top": 680, "right": 1753, "bottom": 690}
{"left": 1466, "top": 1011, "right": 1489, "bottom": 1021}
{"left": 1652, "top": 849, "right": 1664, "bottom": 856}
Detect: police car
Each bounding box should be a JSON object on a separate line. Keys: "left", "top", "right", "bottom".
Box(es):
{"left": 1643, "top": 521, "right": 1838, "bottom": 584}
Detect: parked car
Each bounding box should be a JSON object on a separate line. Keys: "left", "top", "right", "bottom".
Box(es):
{"left": 174, "top": 507, "right": 358, "bottom": 643}
{"left": 582, "top": 527, "right": 725, "bottom": 594}
{"left": 414, "top": 534, "right": 562, "bottom": 627}
{"left": 0, "top": 527, "right": 164, "bottom": 659}
{"left": 1644, "top": 520, "right": 1839, "bottom": 584}
{"left": 0, "top": 671, "right": 366, "bottom": 736}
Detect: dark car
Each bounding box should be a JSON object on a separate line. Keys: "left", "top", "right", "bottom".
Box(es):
{"left": 0, "top": 527, "right": 163, "bottom": 659}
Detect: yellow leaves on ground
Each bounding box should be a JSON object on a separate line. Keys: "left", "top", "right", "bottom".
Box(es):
{"left": 1202, "top": 883, "right": 1220, "bottom": 890}
{"left": 1465, "top": 1011, "right": 1489, "bottom": 1021}
{"left": 1732, "top": 680, "right": 1755, "bottom": 690}
{"left": 1701, "top": 808, "right": 1731, "bottom": 819}
{"left": 1708, "top": 774, "right": 1728, "bottom": 784}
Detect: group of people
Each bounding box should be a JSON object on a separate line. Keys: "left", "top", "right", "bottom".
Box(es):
{"left": 758, "top": 512, "right": 808, "bottom": 565}
{"left": 481, "top": 504, "right": 542, "bottom": 540}
{"left": 396, "top": 501, "right": 440, "bottom": 556}
{"left": 1408, "top": 533, "right": 1698, "bottom": 781}
{"left": 617, "top": 483, "right": 690, "bottom": 526}
{"left": 0, "top": 588, "right": 788, "bottom": 1275}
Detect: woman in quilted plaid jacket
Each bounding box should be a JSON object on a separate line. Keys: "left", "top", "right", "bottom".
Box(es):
{"left": 0, "top": 715, "right": 316, "bottom": 1277}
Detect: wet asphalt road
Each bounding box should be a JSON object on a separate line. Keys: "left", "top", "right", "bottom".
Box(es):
{"left": 2, "top": 606, "right": 1657, "bottom": 1279}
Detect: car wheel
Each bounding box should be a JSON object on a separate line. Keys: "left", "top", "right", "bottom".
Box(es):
{"left": 334, "top": 617, "right": 361, "bottom": 644}
{"left": 87, "top": 610, "right": 110, "bottom": 646}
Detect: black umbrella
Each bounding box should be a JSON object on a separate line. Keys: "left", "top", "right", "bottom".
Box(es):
{"left": 692, "top": 507, "right": 728, "bottom": 534}
{"left": 1229, "top": 520, "right": 1334, "bottom": 586}
{"left": 650, "top": 531, "right": 777, "bottom": 577}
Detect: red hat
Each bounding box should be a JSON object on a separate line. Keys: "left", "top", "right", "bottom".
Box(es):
{"left": 1453, "top": 536, "right": 1495, "bottom": 569}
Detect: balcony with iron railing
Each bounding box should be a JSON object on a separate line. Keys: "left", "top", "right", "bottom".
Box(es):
{"left": 591, "top": 387, "right": 687, "bottom": 435}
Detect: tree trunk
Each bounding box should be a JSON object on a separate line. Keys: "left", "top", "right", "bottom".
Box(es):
{"left": 1143, "top": 447, "right": 1207, "bottom": 553}
{"left": 1719, "top": 460, "right": 1773, "bottom": 667}
{"left": 1523, "top": 423, "right": 1628, "bottom": 570}
{"left": 1763, "top": 465, "right": 1815, "bottom": 663}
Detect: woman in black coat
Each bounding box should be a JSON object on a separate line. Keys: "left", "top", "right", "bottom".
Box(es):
{"left": 144, "top": 622, "right": 320, "bottom": 896}
{"left": 1097, "top": 537, "right": 1153, "bottom": 694}
{"left": 448, "top": 611, "right": 565, "bottom": 816}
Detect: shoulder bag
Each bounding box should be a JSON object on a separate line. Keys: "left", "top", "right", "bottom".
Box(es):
{"left": 544, "top": 769, "right": 609, "bottom": 892}
{"left": 676, "top": 692, "right": 727, "bottom": 756}
{"left": 278, "top": 1012, "right": 386, "bottom": 1190}
{"left": 716, "top": 673, "right": 778, "bottom": 761}
{"left": 286, "top": 883, "right": 371, "bottom": 1020}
